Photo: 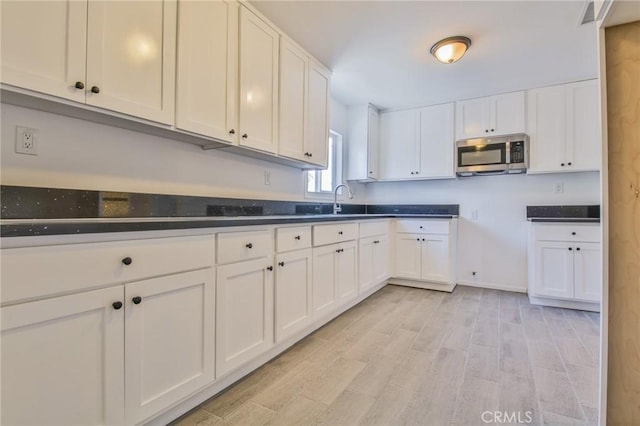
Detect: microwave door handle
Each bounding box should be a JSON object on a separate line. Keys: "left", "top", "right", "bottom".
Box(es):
{"left": 474, "top": 170, "right": 508, "bottom": 175}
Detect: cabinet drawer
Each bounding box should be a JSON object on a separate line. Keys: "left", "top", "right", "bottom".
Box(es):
{"left": 359, "top": 220, "right": 389, "bottom": 238}
{"left": 313, "top": 222, "right": 359, "bottom": 246}
{"left": 276, "top": 226, "right": 312, "bottom": 253}
{"left": 396, "top": 219, "right": 450, "bottom": 235}
{"left": 217, "top": 229, "right": 273, "bottom": 264}
{"left": 532, "top": 224, "right": 600, "bottom": 243}
{"left": 1, "top": 235, "right": 215, "bottom": 305}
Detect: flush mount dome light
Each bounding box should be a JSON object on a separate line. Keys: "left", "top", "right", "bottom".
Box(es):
{"left": 430, "top": 36, "right": 472, "bottom": 64}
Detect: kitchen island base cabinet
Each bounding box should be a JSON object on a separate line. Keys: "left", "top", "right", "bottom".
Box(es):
{"left": 124, "top": 268, "right": 215, "bottom": 425}
{"left": 1, "top": 286, "right": 125, "bottom": 426}
{"left": 216, "top": 258, "right": 275, "bottom": 377}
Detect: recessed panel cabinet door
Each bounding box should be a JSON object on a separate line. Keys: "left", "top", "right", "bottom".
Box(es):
{"left": 275, "top": 248, "right": 313, "bottom": 342}
{"left": 533, "top": 241, "right": 574, "bottom": 299}
{"left": 567, "top": 80, "right": 600, "bottom": 171}
{"left": 379, "top": 109, "right": 420, "bottom": 179}
{"left": 395, "top": 234, "right": 422, "bottom": 280}
{"left": 1, "top": 0, "right": 87, "bottom": 102}
{"left": 312, "top": 245, "right": 337, "bottom": 317}
{"left": 373, "top": 235, "right": 390, "bottom": 283}
{"left": 573, "top": 243, "right": 601, "bottom": 302}
{"left": 278, "top": 38, "right": 308, "bottom": 161}
{"left": 527, "top": 84, "right": 567, "bottom": 173}
{"left": 455, "top": 97, "right": 489, "bottom": 140}
{"left": 125, "top": 268, "right": 215, "bottom": 425}
{"left": 1, "top": 286, "right": 125, "bottom": 426}
{"left": 358, "top": 237, "right": 376, "bottom": 292}
{"left": 336, "top": 241, "right": 358, "bottom": 305}
{"left": 176, "top": 0, "right": 238, "bottom": 142}
{"left": 86, "top": 0, "right": 176, "bottom": 124}
{"left": 216, "top": 258, "right": 274, "bottom": 377}
{"left": 305, "top": 59, "right": 331, "bottom": 167}
{"left": 419, "top": 103, "right": 455, "bottom": 178}
{"left": 239, "top": 7, "right": 279, "bottom": 153}
{"left": 421, "top": 234, "right": 450, "bottom": 283}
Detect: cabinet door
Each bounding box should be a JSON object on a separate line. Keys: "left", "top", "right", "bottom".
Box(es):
{"left": 305, "top": 59, "right": 331, "bottom": 167}
{"left": 1, "top": 0, "right": 87, "bottom": 102}
{"left": 1, "top": 287, "right": 125, "bottom": 426}
{"left": 125, "top": 268, "right": 215, "bottom": 424}
{"left": 418, "top": 103, "right": 455, "bottom": 178}
{"left": 373, "top": 235, "right": 391, "bottom": 284}
{"left": 275, "top": 248, "right": 313, "bottom": 342}
{"left": 238, "top": 7, "right": 279, "bottom": 153}
{"left": 216, "top": 258, "right": 274, "bottom": 376}
{"left": 278, "top": 38, "right": 308, "bottom": 161}
{"left": 367, "top": 106, "right": 380, "bottom": 179}
{"left": 379, "top": 109, "right": 420, "bottom": 179}
{"left": 358, "top": 237, "right": 376, "bottom": 292}
{"left": 492, "top": 91, "right": 525, "bottom": 136}
{"left": 336, "top": 241, "right": 358, "bottom": 305}
{"left": 421, "top": 234, "right": 450, "bottom": 283}
{"left": 533, "top": 241, "right": 574, "bottom": 299}
{"left": 86, "top": 0, "right": 177, "bottom": 124}
{"left": 527, "top": 84, "right": 567, "bottom": 173}
{"left": 573, "top": 243, "right": 601, "bottom": 302}
{"left": 312, "top": 244, "right": 337, "bottom": 316}
{"left": 176, "top": 0, "right": 238, "bottom": 142}
{"left": 455, "top": 97, "right": 489, "bottom": 140}
{"left": 567, "top": 80, "right": 600, "bottom": 171}
{"left": 395, "top": 234, "right": 422, "bottom": 280}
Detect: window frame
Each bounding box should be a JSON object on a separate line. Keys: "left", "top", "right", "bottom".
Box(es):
{"left": 305, "top": 130, "right": 343, "bottom": 199}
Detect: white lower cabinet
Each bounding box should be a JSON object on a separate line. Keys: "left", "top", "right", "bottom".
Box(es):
{"left": 1, "top": 286, "right": 125, "bottom": 426}
{"left": 528, "top": 223, "right": 601, "bottom": 308}
{"left": 312, "top": 241, "right": 358, "bottom": 317}
{"left": 275, "top": 248, "right": 313, "bottom": 342}
{"left": 359, "top": 235, "right": 390, "bottom": 293}
{"left": 124, "top": 268, "right": 215, "bottom": 425}
{"left": 216, "top": 257, "right": 275, "bottom": 377}
{"left": 336, "top": 241, "right": 358, "bottom": 305}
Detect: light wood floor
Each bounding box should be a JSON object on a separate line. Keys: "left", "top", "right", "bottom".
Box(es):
{"left": 172, "top": 285, "right": 600, "bottom": 426}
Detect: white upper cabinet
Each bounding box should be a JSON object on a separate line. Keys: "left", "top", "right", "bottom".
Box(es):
{"left": 378, "top": 103, "right": 454, "bottom": 180}
{"left": 347, "top": 104, "right": 380, "bottom": 181}
{"left": 418, "top": 103, "right": 455, "bottom": 179}
{"left": 279, "top": 38, "right": 308, "bottom": 161}
{"left": 176, "top": 0, "right": 238, "bottom": 143}
{"left": 1, "top": 0, "right": 88, "bottom": 103}
{"left": 238, "top": 6, "right": 279, "bottom": 154}
{"left": 527, "top": 80, "right": 600, "bottom": 173}
{"left": 305, "top": 59, "right": 331, "bottom": 167}
{"left": 379, "top": 109, "right": 420, "bottom": 179}
{"left": 455, "top": 91, "right": 525, "bottom": 139}
{"left": 278, "top": 39, "right": 330, "bottom": 167}
{"left": 1, "top": 0, "right": 177, "bottom": 124}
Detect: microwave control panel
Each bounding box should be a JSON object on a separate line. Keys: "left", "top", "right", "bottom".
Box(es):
{"left": 510, "top": 141, "right": 526, "bottom": 164}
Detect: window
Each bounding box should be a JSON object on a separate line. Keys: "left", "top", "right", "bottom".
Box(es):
{"left": 306, "top": 130, "right": 343, "bottom": 196}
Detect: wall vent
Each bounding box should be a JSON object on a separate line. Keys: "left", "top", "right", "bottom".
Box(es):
{"left": 580, "top": 1, "right": 595, "bottom": 25}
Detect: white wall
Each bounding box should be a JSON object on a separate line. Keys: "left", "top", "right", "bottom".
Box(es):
{"left": 0, "top": 98, "right": 364, "bottom": 203}
{"left": 366, "top": 172, "right": 600, "bottom": 292}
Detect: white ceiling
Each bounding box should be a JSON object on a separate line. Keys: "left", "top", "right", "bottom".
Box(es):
{"left": 250, "top": 0, "right": 599, "bottom": 110}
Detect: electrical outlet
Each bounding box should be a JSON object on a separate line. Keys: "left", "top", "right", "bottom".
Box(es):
{"left": 264, "top": 170, "right": 271, "bottom": 186}
{"left": 15, "top": 126, "right": 38, "bottom": 155}
{"left": 554, "top": 183, "right": 564, "bottom": 194}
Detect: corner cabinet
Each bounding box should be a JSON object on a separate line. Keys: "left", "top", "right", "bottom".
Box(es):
{"left": 528, "top": 222, "right": 601, "bottom": 310}
{"left": 278, "top": 38, "right": 330, "bottom": 167}
{"left": 347, "top": 104, "right": 380, "bottom": 181}
{"left": 2, "top": 0, "right": 177, "bottom": 124}
{"left": 455, "top": 91, "right": 525, "bottom": 140}
{"left": 238, "top": 6, "right": 279, "bottom": 154}
{"left": 175, "top": 0, "right": 238, "bottom": 143}
{"left": 527, "top": 80, "right": 600, "bottom": 174}
{"left": 378, "top": 103, "right": 455, "bottom": 180}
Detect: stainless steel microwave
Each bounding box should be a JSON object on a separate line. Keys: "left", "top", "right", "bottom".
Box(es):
{"left": 456, "top": 134, "right": 529, "bottom": 177}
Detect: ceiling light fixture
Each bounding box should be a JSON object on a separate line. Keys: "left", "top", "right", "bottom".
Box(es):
{"left": 430, "top": 36, "right": 472, "bottom": 64}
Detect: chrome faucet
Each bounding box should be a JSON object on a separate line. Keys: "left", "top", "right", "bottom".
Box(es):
{"left": 333, "top": 184, "right": 354, "bottom": 215}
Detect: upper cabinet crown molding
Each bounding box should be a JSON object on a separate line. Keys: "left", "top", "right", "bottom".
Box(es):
{"left": 527, "top": 79, "right": 600, "bottom": 174}
{"left": 455, "top": 91, "right": 525, "bottom": 140}
{"left": 1, "top": 0, "right": 177, "bottom": 125}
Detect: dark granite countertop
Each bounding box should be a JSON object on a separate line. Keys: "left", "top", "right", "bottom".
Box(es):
{"left": 526, "top": 205, "right": 600, "bottom": 223}
{"left": 0, "top": 186, "right": 459, "bottom": 237}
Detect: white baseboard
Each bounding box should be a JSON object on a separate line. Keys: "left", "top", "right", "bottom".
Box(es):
{"left": 387, "top": 278, "right": 455, "bottom": 293}
{"left": 456, "top": 279, "right": 527, "bottom": 294}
